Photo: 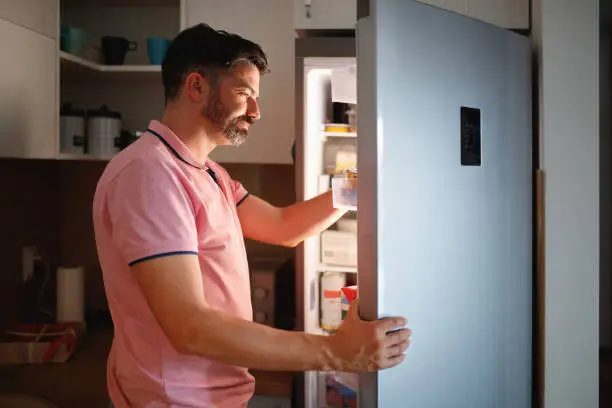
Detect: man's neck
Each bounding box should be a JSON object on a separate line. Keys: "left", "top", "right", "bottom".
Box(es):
{"left": 161, "top": 109, "right": 217, "bottom": 164}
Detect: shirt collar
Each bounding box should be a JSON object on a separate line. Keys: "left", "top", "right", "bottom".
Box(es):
{"left": 146, "top": 120, "right": 208, "bottom": 170}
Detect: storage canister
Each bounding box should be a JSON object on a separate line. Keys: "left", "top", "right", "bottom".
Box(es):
{"left": 87, "top": 105, "right": 122, "bottom": 156}
{"left": 60, "top": 103, "right": 85, "bottom": 154}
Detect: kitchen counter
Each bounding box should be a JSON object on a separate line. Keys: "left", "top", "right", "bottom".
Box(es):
{"left": 0, "top": 319, "right": 295, "bottom": 407}
{"left": 0, "top": 321, "right": 112, "bottom": 408}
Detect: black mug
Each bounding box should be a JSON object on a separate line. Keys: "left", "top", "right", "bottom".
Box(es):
{"left": 101, "top": 36, "right": 137, "bottom": 65}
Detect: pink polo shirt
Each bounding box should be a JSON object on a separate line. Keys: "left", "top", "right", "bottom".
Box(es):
{"left": 92, "top": 120, "right": 255, "bottom": 407}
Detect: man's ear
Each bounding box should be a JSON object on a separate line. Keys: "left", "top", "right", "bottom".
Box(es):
{"left": 184, "top": 72, "right": 210, "bottom": 103}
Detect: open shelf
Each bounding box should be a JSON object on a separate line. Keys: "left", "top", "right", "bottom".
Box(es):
{"left": 322, "top": 131, "right": 357, "bottom": 138}
{"left": 318, "top": 264, "right": 357, "bottom": 273}
{"left": 60, "top": 51, "right": 162, "bottom": 83}
{"left": 60, "top": 51, "right": 161, "bottom": 73}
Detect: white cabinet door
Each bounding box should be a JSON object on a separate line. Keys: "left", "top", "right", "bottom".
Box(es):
{"left": 0, "top": 0, "right": 58, "bottom": 38}
{"left": 182, "top": 0, "right": 294, "bottom": 164}
{"left": 294, "top": 0, "right": 357, "bottom": 30}
{"left": 0, "top": 18, "right": 57, "bottom": 159}
{"left": 417, "top": 0, "right": 529, "bottom": 29}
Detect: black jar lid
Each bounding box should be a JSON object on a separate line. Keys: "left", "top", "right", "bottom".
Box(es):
{"left": 60, "top": 102, "right": 85, "bottom": 117}
{"left": 87, "top": 105, "right": 121, "bottom": 119}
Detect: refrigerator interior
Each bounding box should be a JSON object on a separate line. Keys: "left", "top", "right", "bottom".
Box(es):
{"left": 299, "top": 56, "right": 359, "bottom": 408}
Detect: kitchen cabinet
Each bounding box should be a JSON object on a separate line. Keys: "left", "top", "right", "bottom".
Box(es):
{"left": 418, "top": 0, "right": 530, "bottom": 29}
{"left": 294, "top": 0, "right": 529, "bottom": 31}
{"left": 294, "top": 0, "right": 357, "bottom": 30}
{"left": 0, "top": 0, "right": 58, "bottom": 38}
{"left": 0, "top": 18, "right": 57, "bottom": 159}
{"left": 57, "top": 0, "right": 180, "bottom": 159}
{"left": 182, "top": 0, "right": 295, "bottom": 164}
{"left": 465, "top": 0, "right": 530, "bottom": 30}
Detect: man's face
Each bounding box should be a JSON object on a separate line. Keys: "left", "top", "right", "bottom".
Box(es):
{"left": 202, "top": 62, "right": 261, "bottom": 146}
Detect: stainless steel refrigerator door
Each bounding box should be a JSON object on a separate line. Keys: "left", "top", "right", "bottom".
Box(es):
{"left": 356, "top": 1, "right": 533, "bottom": 407}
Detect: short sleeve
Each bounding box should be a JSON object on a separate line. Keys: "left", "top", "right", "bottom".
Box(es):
{"left": 233, "top": 180, "right": 250, "bottom": 206}
{"left": 106, "top": 158, "right": 199, "bottom": 266}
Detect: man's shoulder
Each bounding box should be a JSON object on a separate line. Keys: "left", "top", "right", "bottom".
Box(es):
{"left": 99, "top": 135, "right": 177, "bottom": 187}
{"left": 93, "top": 137, "right": 193, "bottom": 215}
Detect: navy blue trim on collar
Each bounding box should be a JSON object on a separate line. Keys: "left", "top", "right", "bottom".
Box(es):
{"left": 145, "top": 128, "right": 220, "bottom": 187}
{"left": 146, "top": 128, "right": 202, "bottom": 170}
{"left": 206, "top": 168, "right": 218, "bottom": 184}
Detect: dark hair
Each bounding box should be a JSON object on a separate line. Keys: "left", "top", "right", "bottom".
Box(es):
{"left": 162, "top": 23, "right": 269, "bottom": 102}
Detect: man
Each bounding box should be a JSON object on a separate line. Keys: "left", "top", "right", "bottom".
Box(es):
{"left": 93, "top": 23, "right": 410, "bottom": 408}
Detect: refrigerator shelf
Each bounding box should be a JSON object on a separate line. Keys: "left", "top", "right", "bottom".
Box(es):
{"left": 306, "top": 326, "right": 331, "bottom": 337}
{"left": 318, "top": 264, "right": 357, "bottom": 273}
{"left": 322, "top": 131, "right": 357, "bottom": 138}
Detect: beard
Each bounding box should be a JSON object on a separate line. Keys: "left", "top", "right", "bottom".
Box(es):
{"left": 203, "top": 91, "right": 253, "bottom": 147}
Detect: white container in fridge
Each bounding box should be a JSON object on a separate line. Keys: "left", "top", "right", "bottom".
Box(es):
{"left": 321, "top": 230, "right": 357, "bottom": 267}
{"left": 331, "top": 175, "right": 357, "bottom": 211}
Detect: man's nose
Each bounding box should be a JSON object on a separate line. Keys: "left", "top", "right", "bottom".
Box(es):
{"left": 247, "top": 98, "right": 260, "bottom": 121}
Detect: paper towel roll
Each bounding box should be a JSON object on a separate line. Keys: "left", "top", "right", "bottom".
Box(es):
{"left": 56, "top": 266, "right": 84, "bottom": 323}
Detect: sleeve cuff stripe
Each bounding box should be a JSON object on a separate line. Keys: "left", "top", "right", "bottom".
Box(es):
{"left": 128, "top": 251, "right": 198, "bottom": 267}
{"left": 236, "top": 192, "right": 250, "bottom": 207}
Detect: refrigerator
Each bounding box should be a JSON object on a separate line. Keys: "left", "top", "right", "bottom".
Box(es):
{"left": 294, "top": 1, "right": 533, "bottom": 407}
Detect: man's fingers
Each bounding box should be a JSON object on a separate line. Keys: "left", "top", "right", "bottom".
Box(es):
{"left": 382, "top": 328, "right": 411, "bottom": 347}
{"left": 380, "top": 353, "right": 406, "bottom": 370}
{"left": 384, "top": 338, "right": 411, "bottom": 358}
{"left": 375, "top": 317, "right": 407, "bottom": 334}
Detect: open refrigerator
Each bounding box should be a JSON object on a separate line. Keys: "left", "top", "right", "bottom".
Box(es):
{"left": 294, "top": 36, "right": 359, "bottom": 408}
{"left": 294, "top": 1, "right": 533, "bottom": 407}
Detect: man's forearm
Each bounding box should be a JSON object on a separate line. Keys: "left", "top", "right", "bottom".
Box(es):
{"left": 280, "top": 190, "right": 347, "bottom": 247}
{"left": 179, "top": 306, "right": 337, "bottom": 371}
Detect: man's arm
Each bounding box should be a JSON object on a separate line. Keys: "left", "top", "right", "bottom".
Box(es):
{"left": 132, "top": 253, "right": 410, "bottom": 372}
{"left": 237, "top": 190, "right": 346, "bottom": 247}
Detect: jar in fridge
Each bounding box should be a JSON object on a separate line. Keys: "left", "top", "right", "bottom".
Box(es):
{"left": 320, "top": 271, "right": 346, "bottom": 333}
{"left": 87, "top": 105, "right": 122, "bottom": 156}
{"left": 60, "top": 103, "right": 86, "bottom": 154}
{"left": 323, "top": 137, "right": 357, "bottom": 175}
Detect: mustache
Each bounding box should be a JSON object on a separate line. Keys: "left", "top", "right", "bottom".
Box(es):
{"left": 234, "top": 115, "right": 254, "bottom": 125}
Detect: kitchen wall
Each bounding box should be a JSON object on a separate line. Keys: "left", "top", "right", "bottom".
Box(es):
{"left": 532, "top": 0, "right": 600, "bottom": 407}
{"left": 0, "top": 158, "right": 296, "bottom": 322}
{"left": 0, "top": 159, "right": 60, "bottom": 328}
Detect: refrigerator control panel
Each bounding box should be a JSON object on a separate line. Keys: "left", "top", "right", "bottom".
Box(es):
{"left": 460, "top": 106, "right": 482, "bottom": 166}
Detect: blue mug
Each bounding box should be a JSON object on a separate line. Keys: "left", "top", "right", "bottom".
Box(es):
{"left": 147, "top": 38, "right": 171, "bottom": 65}
{"left": 61, "top": 26, "right": 94, "bottom": 55}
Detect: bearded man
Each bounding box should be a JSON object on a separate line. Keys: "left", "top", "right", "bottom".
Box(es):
{"left": 92, "top": 23, "right": 410, "bottom": 408}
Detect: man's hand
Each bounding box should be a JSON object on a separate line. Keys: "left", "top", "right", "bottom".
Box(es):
{"left": 131, "top": 254, "right": 410, "bottom": 373}
{"left": 327, "top": 300, "right": 411, "bottom": 372}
